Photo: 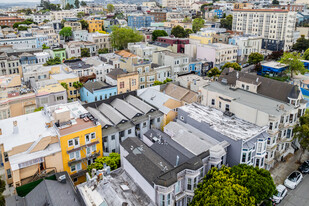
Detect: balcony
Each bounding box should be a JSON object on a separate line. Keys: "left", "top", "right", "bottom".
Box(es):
{"left": 67, "top": 140, "right": 99, "bottom": 153}
{"left": 70, "top": 169, "right": 88, "bottom": 179}
{"left": 68, "top": 150, "right": 100, "bottom": 166}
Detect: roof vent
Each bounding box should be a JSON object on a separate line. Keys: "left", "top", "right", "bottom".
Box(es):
{"left": 13, "top": 121, "right": 18, "bottom": 134}
{"left": 58, "top": 175, "right": 66, "bottom": 184}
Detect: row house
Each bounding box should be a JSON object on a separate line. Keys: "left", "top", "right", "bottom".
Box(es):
{"left": 200, "top": 68, "right": 307, "bottom": 169}
{"left": 31, "top": 13, "right": 52, "bottom": 24}
{"left": 0, "top": 37, "right": 37, "bottom": 50}
{"left": 83, "top": 92, "right": 163, "bottom": 155}
{"left": 0, "top": 53, "right": 21, "bottom": 76}
{"left": 88, "top": 32, "right": 112, "bottom": 53}
{"left": 82, "top": 57, "right": 114, "bottom": 82}
{"left": 128, "top": 15, "right": 155, "bottom": 29}
{"left": 155, "top": 37, "right": 189, "bottom": 54}
{"left": 0, "top": 17, "right": 24, "bottom": 27}
{"left": 73, "top": 30, "right": 89, "bottom": 42}
{"left": 64, "top": 21, "right": 82, "bottom": 31}
{"left": 128, "top": 42, "right": 157, "bottom": 61}
{"left": 105, "top": 69, "right": 139, "bottom": 94}
{"left": 51, "top": 10, "right": 77, "bottom": 21}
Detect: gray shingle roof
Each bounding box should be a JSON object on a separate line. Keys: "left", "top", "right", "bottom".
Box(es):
{"left": 125, "top": 95, "right": 156, "bottom": 114}
{"left": 98, "top": 103, "right": 128, "bottom": 125}
{"left": 111, "top": 98, "right": 143, "bottom": 119}
{"left": 83, "top": 81, "right": 112, "bottom": 94}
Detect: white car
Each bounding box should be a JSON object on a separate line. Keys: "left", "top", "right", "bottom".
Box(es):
{"left": 272, "top": 185, "right": 287, "bottom": 204}
{"left": 284, "top": 171, "right": 303, "bottom": 189}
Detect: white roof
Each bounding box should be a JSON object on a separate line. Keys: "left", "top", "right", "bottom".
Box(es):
{"left": 51, "top": 72, "right": 78, "bottom": 81}
{"left": 0, "top": 111, "right": 56, "bottom": 152}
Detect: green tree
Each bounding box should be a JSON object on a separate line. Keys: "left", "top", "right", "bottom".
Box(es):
{"left": 18, "top": 26, "right": 29, "bottom": 31}
{"left": 110, "top": 26, "right": 143, "bottom": 50}
{"left": 191, "top": 166, "right": 255, "bottom": 206}
{"left": 248, "top": 52, "right": 264, "bottom": 69}
{"left": 152, "top": 30, "right": 168, "bottom": 41}
{"left": 183, "top": 17, "right": 191, "bottom": 23}
{"left": 73, "top": 81, "right": 83, "bottom": 99}
{"left": 65, "top": 3, "right": 74, "bottom": 10}
{"left": 207, "top": 67, "right": 221, "bottom": 77}
{"left": 292, "top": 35, "right": 309, "bottom": 52}
{"left": 44, "top": 57, "right": 61, "bottom": 66}
{"left": 171, "top": 25, "right": 186, "bottom": 38}
{"left": 185, "top": 29, "right": 193, "bottom": 38}
{"left": 77, "top": 11, "right": 85, "bottom": 18}
{"left": 222, "top": 62, "right": 242, "bottom": 71}
{"left": 107, "top": 4, "right": 115, "bottom": 13}
{"left": 294, "top": 110, "right": 309, "bottom": 162}
{"left": 98, "top": 48, "right": 109, "bottom": 54}
{"left": 304, "top": 48, "right": 309, "bottom": 60}
{"left": 192, "top": 18, "right": 205, "bottom": 33}
{"left": 220, "top": 14, "right": 233, "bottom": 30}
{"left": 153, "top": 80, "right": 163, "bottom": 85}
{"left": 279, "top": 52, "right": 306, "bottom": 78}
{"left": 59, "top": 27, "right": 72, "bottom": 42}
{"left": 79, "top": 19, "right": 88, "bottom": 30}
{"left": 42, "top": 44, "right": 50, "bottom": 49}
{"left": 34, "top": 107, "right": 44, "bottom": 112}
{"left": 61, "top": 82, "right": 68, "bottom": 90}
{"left": 272, "top": 0, "right": 279, "bottom": 4}
{"left": 75, "top": 0, "right": 80, "bottom": 8}
{"left": 81, "top": 1, "right": 87, "bottom": 6}
{"left": 43, "top": 19, "right": 50, "bottom": 23}
{"left": 0, "top": 177, "right": 5, "bottom": 206}
{"left": 81, "top": 48, "right": 90, "bottom": 57}
{"left": 87, "top": 153, "right": 120, "bottom": 173}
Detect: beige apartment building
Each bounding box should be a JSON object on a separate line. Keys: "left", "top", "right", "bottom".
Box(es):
{"left": 64, "top": 21, "right": 82, "bottom": 31}
{"left": 232, "top": 9, "right": 297, "bottom": 51}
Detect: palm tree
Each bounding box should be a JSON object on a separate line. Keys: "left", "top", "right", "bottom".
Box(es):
{"left": 73, "top": 81, "right": 83, "bottom": 100}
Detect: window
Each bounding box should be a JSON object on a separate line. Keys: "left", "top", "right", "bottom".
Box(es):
{"left": 219, "top": 102, "right": 221, "bottom": 108}
{"left": 187, "top": 178, "right": 192, "bottom": 190}
{"left": 269, "top": 122, "right": 273, "bottom": 130}
{"left": 111, "top": 135, "right": 115, "bottom": 140}
{"left": 56, "top": 96, "right": 64, "bottom": 101}
{"left": 68, "top": 139, "right": 73, "bottom": 147}
{"left": 157, "top": 117, "right": 160, "bottom": 122}
{"left": 143, "top": 122, "right": 147, "bottom": 128}
{"left": 167, "top": 193, "right": 171, "bottom": 205}
{"left": 175, "top": 180, "right": 181, "bottom": 194}
{"left": 242, "top": 152, "right": 247, "bottom": 163}
{"left": 4, "top": 152, "right": 9, "bottom": 162}
{"left": 211, "top": 99, "right": 215, "bottom": 105}
{"left": 85, "top": 134, "right": 90, "bottom": 143}
{"left": 71, "top": 165, "right": 76, "bottom": 172}
{"left": 128, "top": 129, "right": 132, "bottom": 134}
{"left": 120, "top": 81, "right": 124, "bottom": 89}
{"left": 160, "top": 194, "right": 165, "bottom": 206}
{"left": 132, "top": 79, "right": 136, "bottom": 86}
{"left": 225, "top": 104, "right": 230, "bottom": 112}
{"left": 255, "top": 158, "right": 260, "bottom": 167}
{"left": 91, "top": 132, "right": 96, "bottom": 139}
{"left": 7, "top": 169, "right": 11, "bottom": 179}
{"left": 103, "top": 136, "right": 108, "bottom": 142}
{"left": 246, "top": 85, "right": 249, "bottom": 90}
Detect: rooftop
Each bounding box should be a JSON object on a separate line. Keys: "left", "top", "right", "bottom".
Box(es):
{"left": 198, "top": 43, "right": 238, "bottom": 49}
{"left": 233, "top": 9, "right": 289, "bottom": 12}
{"left": 115, "top": 50, "right": 137, "bottom": 58}
{"left": 162, "top": 83, "right": 198, "bottom": 104}
{"left": 179, "top": 103, "right": 267, "bottom": 141}
{"left": 106, "top": 69, "right": 127, "bottom": 80}
{"left": 261, "top": 61, "right": 288, "bottom": 69}
{"left": 83, "top": 81, "right": 114, "bottom": 94}
{"left": 36, "top": 83, "right": 66, "bottom": 96}
{"left": 64, "top": 59, "right": 93, "bottom": 70}
{"left": 77, "top": 169, "right": 155, "bottom": 206}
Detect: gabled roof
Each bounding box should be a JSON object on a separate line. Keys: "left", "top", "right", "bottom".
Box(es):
{"left": 125, "top": 95, "right": 155, "bottom": 114}
{"left": 98, "top": 103, "right": 128, "bottom": 125}
{"left": 111, "top": 98, "right": 143, "bottom": 119}
{"left": 83, "top": 81, "right": 113, "bottom": 94}
{"left": 162, "top": 83, "right": 198, "bottom": 103}
{"left": 106, "top": 69, "right": 127, "bottom": 80}
{"left": 86, "top": 107, "right": 113, "bottom": 128}
{"left": 218, "top": 68, "right": 301, "bottom": 103}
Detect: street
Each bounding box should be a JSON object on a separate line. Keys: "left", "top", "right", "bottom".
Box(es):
{"left": 280, "top": 174, "right": 309, "bottom": 206}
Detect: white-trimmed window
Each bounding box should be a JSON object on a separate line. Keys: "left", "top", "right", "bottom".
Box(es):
{"left": 68, "top": 137, "right": 79, "bottom": 147}
{"left": 69, "top": 151, "right": 80, "bottom": 160}
{"left": 91, "top": 132, "right": 96, "bottom": 139}
{"left": 85, "top": 134, "right": 90, "bottom": 143}
{"left": 175, "top": 180, "right": 181, "bottom": 194}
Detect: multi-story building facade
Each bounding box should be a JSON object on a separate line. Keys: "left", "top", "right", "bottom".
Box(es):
{"left": 46, "top": 102, "right": 103, "bottom": 184}
{"left": 87, "top": 32, "right": 112, "bottom": 53}
{"left": 106, "top": 69, "right": 139, "bottom": 94}
{"left": 87, "top": 19, "right": 104, "bottom": 33}
{"left": 0, "top": 53, "right": 21, "bottom": 76}
{"left": 0, "top": 37, "right": 37, "bottom": 50}
{"left": 64, "top": 41, "right": 81, "bottom": 59}
{"left": 64, "top": 21, "right": 82, "bottom": 31}
{"left": 162, "top": 0, "right": 198, "bottom": 8}
{"left": 200, "top": 68, "right": 307, "bottom": 169}
{"left": 34, "top": 52, "right": 51, "bottom": 65}
{"left": 128, "top": 15, "right": 155, "bottom": 29}
{"left": 128, "top": 42, "right": 157, "bottom": 60}
{"left": 84, "top": 92, "right": 163, "bottom": 156}
{"left": 51, "top": 10, "right": 77, "bottom": 21}
{"left": 155, "top": 37, "right": 190, "bottom": 53}
{"left": 0, "top": 17, "right": 24, "bottom": 27}
{"left": 196, "top": 43, "right": 238, "bottom": 68}
{"left": 73, "top": 30, "right": 89, "bottom": 41}
{"left": 80, "top": 81, "right": 117, "bottom": 103}
{"left": 149, "top": 11, "right": 167, "bottom": 22}
{"left": 31, "top": 13, "right": 52, "bottom": 24}
{"left": 232, "top": 9, "right": 297, "bottom": 51}
{"left": 228, "top": 34, "right": 262, "bottom": 62}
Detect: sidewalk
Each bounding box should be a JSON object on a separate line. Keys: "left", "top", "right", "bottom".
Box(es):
{"left": 270, "top": 150, "right": 309, "bottom": 185}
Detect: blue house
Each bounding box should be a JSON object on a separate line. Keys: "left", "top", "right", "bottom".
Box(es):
{"left": 36, "top": 35, "right": 49, "bottom": 48}
{"left": 189, "top": 62, "right": 203, "bottom": 76}
{"left": 80, "top": 81, "right": 117, "bottom": 103}
{"left": 128, "top": 15, "right": 154, "bottom": 28}
{"left": 259, "top": 61, "right": 288, "bottom": 76}
{"left": 213, "top": 9, "right": 223, "bottom": 18}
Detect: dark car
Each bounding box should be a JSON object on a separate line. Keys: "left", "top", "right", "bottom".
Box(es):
{"left": 299, "top": 160, "right": 309, "bottom": 174}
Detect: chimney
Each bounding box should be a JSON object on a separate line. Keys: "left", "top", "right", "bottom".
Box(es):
{"left": 13, "top": 121, "right": 18, "bottom": 134}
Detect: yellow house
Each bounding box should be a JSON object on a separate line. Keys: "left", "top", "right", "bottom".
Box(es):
{"left": 47, "top": 102, "right": 103, "bottom": 185}
{"left": 50, "top": 69, "right": 80, "bottom": 100}
{"left": 189, "top": 30, "right": 216, "bottom": 44}
{"left": 87, "top": 19, "right": 104, "bottom": 33}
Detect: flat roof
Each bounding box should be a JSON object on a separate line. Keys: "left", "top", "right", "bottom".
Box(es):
{"left": 261, "top": 61, "right": 288, "bottom": 69}
{"left": 36, "top": 83, "right": 66, "bottom": 96}
{"left": 179, "top": 103, "right": 267, "bottom": 141}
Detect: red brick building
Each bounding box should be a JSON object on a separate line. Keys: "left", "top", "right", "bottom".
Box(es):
{"left": 156, "top": 37, "right": 189, "bottom": 53}
{"left": 149, "top": 11, "right": 167, "bottom": 22}
{"left": 0, "top": 17, "right": 24, "bottom": 27}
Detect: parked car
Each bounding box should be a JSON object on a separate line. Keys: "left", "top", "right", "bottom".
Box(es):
{"left": 272, "top": 185, "right": 288, "bottom": 204}
{"left": 284, "top": 171, "right": 303, "bottom": 189}
{"left": 298, "top": 160, "right": 309, "bottom": 174}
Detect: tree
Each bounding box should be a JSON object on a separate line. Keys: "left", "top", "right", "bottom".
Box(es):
{"left": 79, "top": 19, "right": 88, "bottom": 30}
{"left": 191, "top": 165, "right": 276, "bottom": 206}
{"left": 222, "top": 62, "right": 242, "bottom": 71}
{"left": 248, "top": 52, "right": 264, "bottom": 70}
{"left": 44, "top": 57, "right": 61, "bottom": 66}
{"left": 268, "top": 50, "right": 283, "bottom": 60}
{"left": 0, "top": 177, "right": 5, "bottom": 206}
{"left": 77, "top": 11, "right": 85, "bottom": 18}
{"left": 81, "top": 48, "right": 90, "bottom": 57}
{"left": 98, "top": 48, "right": 109, "bottom": 54}
{"left": 65, "top": 3, "right": 74, "bottom": 10}
{"left": 73, "top": 81, "right": 83, "bottom": 98}
{"left": 42, "top": 44, "right": 50, "bottom": 49}
{"left": 272, "top": 0, "right": 279, "bottom": 4}
{"left": 279, "top": 52, "right": 306, "bottom": 78}
{"left": 152, "top": 30, "right": 168, "bottom": 41}
{"left": 207, "top": 67, "right": 221, "bottom": 77}
{"left": 110, "top": 26, "right": 143, "bottom": 50}
{"left": 107, "top": 4, "right": 115, "bottom": 13}
{"left": 59, "top": 27, "right": 72, "bottom": 42}
{"left": 18, "top": 26, "right": 29, "bottom": 31}
{"left": 220, "top": 14, "right": 233, "bottom": 30}
{"left": 75, "top": 0, "right": 80, "bottom": 8}
{"left": 304, "top": 48, "right": 309, "bottom": 60}
{"left": 191, "top": 166, "right": 255, "bottom": 206}
{"left": 183, "top": 17, "right": 191, "bottom": 23}
{"left": 171, "top": 25, "right": 186, "bottom": 38}
{"left": 61, "top": 82, "right": 68, "bottom": 90}
{"left": 185, "top": 29, "right": 193, "bottom": 38}
{"left": 292, "top": 35, "right": 309, "bottom": 52}
{"left": 154, "top": 78, "right": 172, "bottom": 85}
{"left": 192, "top": 18, "right": 205, "bottom": 33}
{"left": 87, "top": 153, "right": 120, "bottom": 174}
{"left": 81, "top": 1, "right": 87, "bottom": 6}
{"left": 43, "top": 19, "right": 50, "bottom": 23}
{"left": 294, "top": 110, "right": 309, "bottom": 162}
